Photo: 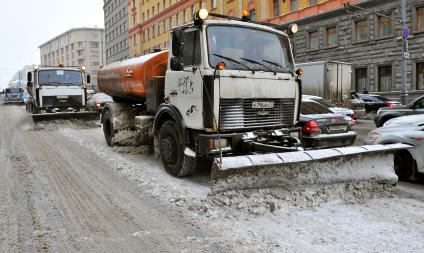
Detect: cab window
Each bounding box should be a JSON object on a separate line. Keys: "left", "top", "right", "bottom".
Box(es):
{"left": 183, "top": 30, "right": 201, "bottom": 67}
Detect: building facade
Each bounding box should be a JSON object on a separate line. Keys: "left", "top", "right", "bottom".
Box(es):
{"left": 39, "top": 28, "right": 105, "bottom": 88}
{"left": 128, "top": 0, "right": 361, "bottom": 56}
{"left": 286, "top": 0, "right": 424, "bottom": 99}
{"left": 129, "top": 0, "right": 202, "bottom": 56}
{"left": 104, "top": 0, "right": 130, "bottom": 63}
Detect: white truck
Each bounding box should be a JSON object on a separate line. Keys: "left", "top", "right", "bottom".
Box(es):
{"left": 296, "top": 61, "right": 352, "bottom": 107}
{"left": 25, "top": 64, "right": 99, "bottom": 121}
{"left": 98, "top": 9, "right": 408, "bottom": 191}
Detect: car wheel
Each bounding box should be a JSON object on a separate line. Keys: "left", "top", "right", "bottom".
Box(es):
{"left": 394, "top": 150, "right": 416, "bottom": 181}
{"left": 159, "top": 120, "right": 196, "bottom": 177}
{"left": 102, "top": 110, "right": 115, "bottom": 147}
{"left": 365, "top": 106, "right": 372, "bottom": 113}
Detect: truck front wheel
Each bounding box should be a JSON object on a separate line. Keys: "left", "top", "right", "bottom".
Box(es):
{"left": 159, "top": 120, "right": 196, "bottom": 177}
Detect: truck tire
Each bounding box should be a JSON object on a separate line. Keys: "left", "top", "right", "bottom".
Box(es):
{"left": 103, "top": 110, "right": 115, "bottom": 147}
{"left": 394, "top": 150, "right": 415, "bottom": 181}
{"left": 159, "top": 120, "right": 196, "bottom": 177}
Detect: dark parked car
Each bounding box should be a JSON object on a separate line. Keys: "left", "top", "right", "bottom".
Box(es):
{"left": 350, "top": 92, "right": 400, "bottom": 113}
{"left": 374, "top": 95, "right": 424, "bottom": 127}
{"left": 87, "top": 93, "right": 113, "bottom": 111}
{"left": 298, "top": 99, "right": 356, "bottom": 149}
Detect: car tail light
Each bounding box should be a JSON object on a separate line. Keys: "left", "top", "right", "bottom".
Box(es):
{"left": 95, "top": 99, "right": 101, "bottom": 107}
{"left": 351, "top": 114, "right": 357, "bottom": 124}
{"left": 386, "top": 102, "right": 395, "bottom": 108}
{"left": 303, "top": 120, "right": 321, "bottom": 134}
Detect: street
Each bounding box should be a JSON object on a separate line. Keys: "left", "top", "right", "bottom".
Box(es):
{"left": 1, "top": 104, "right": 424, "bottom": 253}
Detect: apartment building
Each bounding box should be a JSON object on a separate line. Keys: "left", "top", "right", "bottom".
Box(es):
{"left": 128, "top": 0, "right": 360, "bottom": 57}
{"left": 129, "top": 0, "right": 202, "bottom": 56}
{"left": 104, "top": 0, "right": 130, "bottom": 63}
{"left": 283, "top": 0, "right": 424, "bottom": 98}
{"left": 39, "top": 28, "right": 105, "bottom": 88}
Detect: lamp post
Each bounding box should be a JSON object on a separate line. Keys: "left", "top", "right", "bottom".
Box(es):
{"left": 400, "top": 0, "right": 409, "bottom": 105}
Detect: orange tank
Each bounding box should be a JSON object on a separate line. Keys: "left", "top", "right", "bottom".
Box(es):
{"left": 98, "top": 50, "right": 169, "bottom": 101}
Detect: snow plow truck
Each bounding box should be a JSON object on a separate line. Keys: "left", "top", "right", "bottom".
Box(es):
{"left": 25, "top": 64, "right": 99, "bottom": 122}
{"left": 98, "top": 9, "right": 409, "bottom": 192}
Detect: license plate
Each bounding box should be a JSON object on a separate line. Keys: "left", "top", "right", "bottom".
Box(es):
{"left": 59, "top": 99, "right": 68, "bottom": 103}
{"left": 57, "top": 95, "right": 69, "bottom": 99}
{"left": 328, "top": 125, "right": 346, "bottom": 131}
{"left": 252, "top": 101, "right": 274, "bottom": 109}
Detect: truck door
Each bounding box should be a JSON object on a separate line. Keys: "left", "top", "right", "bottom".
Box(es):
{"left": 168, "top": 28, "right": 203, "bottom": 130}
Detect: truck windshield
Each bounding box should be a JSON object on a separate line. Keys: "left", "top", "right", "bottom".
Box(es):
{"left": 5, "top": 88, "right": 22, "bottom": 93}
{"left": 207, "top": 25, "right": 293, "bottom": 73}
{"left": 38, "top": 70, "right": 83, "bottom": 86}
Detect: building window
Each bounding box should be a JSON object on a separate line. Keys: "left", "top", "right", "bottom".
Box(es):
{"left": 417, "top": 63, "right": 424, "bottom": 90}
{"left": 378, "top": 66, "right": 392, "bottom": 91}
{"left": 355, "top": 68, "right": 368, "bottom": 91}
{"left": 308, "top": 31, "right": 319, "bottom": 50}
{"left": 249, "top": 9, "right": 256, "bottom": 21}
{"left": 90, "top": 42, "right": 99, "bottom": 49}
{"left": 212, "top": 0, "right": 217, "bottom": 9}
{"left": 355, "top": 20, "right": 368, "bottom": 42}
{"left": 325, "top": 26, "right": 337, "bottom": 47}
{"left": 378, "top": 16, "right": 392, "bottom": 37}
{"left": 290, "top": 0, "right": 298, "bottom": 12}
{"left": 310, "top": 0, "right": 317, "bottom": 5}
{"left": 273, "top": 0, "right": 280, "bottom": 17}
{"left": 418, "top": 7, "right": 424, "bottom": 31}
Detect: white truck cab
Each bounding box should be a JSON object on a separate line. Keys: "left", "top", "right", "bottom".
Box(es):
{"left": 26, "top": 64, "right": 98, "bottom": 121}
{"left": 163, "top": 18, "right": 301, "bottom": 154}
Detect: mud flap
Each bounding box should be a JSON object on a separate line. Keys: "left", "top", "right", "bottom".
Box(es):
{"left": 210, "top": 144, "right": 412, "bottom": 192}
{"left": 31, "top": 111, "right": 100, "bottom": 122}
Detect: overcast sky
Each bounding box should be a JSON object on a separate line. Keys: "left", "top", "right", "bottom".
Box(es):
{"left": 0, "top": 0, "right": 104, "bottom": 88}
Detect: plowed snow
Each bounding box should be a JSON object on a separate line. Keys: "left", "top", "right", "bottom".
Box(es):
{"left": 1, "top": 105, "right": 424, "bottom": 253}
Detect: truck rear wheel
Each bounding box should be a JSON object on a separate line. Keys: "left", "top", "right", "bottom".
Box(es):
{"left": 159, "top": 120, "right": 196, "bottom": 177}
{"left": 103, "top": 110, "right": 115, "bottom": 147}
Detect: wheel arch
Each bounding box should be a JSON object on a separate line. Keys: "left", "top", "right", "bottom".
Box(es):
{"left": 154, "top": 104, "right": 188, "bottom": 145}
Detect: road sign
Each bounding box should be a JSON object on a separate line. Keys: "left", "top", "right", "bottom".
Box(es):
{"left": 403, "top": 27, "right": 409, "bottom": 38}
{"left": 404, "top": 52, "right": 410, "bottom": 59}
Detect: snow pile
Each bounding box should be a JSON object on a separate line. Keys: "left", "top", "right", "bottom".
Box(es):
{"left": 111, "top": 130, "right": 151, "bottom": 147}
{"left": 26, "top": 120, "right": 99, "bottom": 131}
{"left": 57, "top": 127, "right": 424, "bottom": 253}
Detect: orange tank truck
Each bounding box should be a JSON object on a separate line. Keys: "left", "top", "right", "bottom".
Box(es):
{"left": 98, "top": 50, "right": 169, "bottom": 101}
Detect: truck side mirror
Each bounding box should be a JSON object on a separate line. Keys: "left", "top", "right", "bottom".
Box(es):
{"left": 27, "top": 72, "right": 32, "bottom": 82}
{"left": 172, "top": 28, "right": 183, "bottom": 57}
{"left": 170, "top": 57, "right": 183, "bottom": 71}
{"left": 87, "top": 74, "right": 91, "bottom": 84}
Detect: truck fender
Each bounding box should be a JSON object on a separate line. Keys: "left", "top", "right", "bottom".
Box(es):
{"left": 153, "top": 104, "right": 188, "bottom": 145}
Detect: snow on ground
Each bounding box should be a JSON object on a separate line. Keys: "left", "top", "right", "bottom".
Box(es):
{"left": 56, "top": 126, "right": 424, "bottom": 252}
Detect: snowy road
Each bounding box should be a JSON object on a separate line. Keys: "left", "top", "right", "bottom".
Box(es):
{"left": 1, "top": 104, "right": 424, "bottom": 253}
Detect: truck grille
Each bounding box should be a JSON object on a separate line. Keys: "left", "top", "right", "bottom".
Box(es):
{"left": 219, "top": 98, "right": 295, "bottom": 131}
{"left": 42, "top": 96, "right": 83, "bottom": 108}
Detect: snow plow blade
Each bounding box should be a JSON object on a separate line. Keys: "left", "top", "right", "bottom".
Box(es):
{"left": 31, "top": 111, "right": 100, "bottom": 122}
{"left": 210, "top": 144, "right": 412, "bottom": 192}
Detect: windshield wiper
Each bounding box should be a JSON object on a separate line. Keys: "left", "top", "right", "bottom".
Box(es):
{"left": 262, "top": 59, "right": 293, "bottom": 74}
{"left": 240, "top": 57, "right": 277, "bottom": 75}
{"left": 212, "top": 53, "right": 255, "bottom": 73}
